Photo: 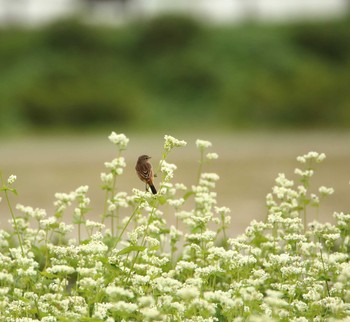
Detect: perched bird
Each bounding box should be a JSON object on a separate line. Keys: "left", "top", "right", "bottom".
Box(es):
{"left": 135, "top": 155, "right": 157, "bottom": 194}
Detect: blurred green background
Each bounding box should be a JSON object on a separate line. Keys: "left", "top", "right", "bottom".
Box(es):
{"left": 1, "top": 14, "right": 350, "bottom": 134}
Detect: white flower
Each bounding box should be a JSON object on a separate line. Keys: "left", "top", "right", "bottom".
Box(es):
{"left": 58, "top": 222, "right": 74, "bottom": 234}
{"left": 104, "top": 157, "right": 126, "bottom": 174}
{"left": 294, "top": 168, "right": 314, "bottom": 178}
{"left": 316, "top": 152, "right": 326, "bottom": 162}
{"left": 164, "top": 135, "right": 187, "bottom": 152}
{"left": 297, "top": 151, "right": 326, "bottom": 163}
{"left": 0, "top": 272, "right": 13, "bottom": 284}
{"left": 138, "top": 296, "right": 155, "bottom": 307}
{"left": 319, "top": 186, "right": 334, "bottom": 196}
{"left": 16, "top": 204, "right": 47, "bottom": 220}
{"left": 108, "top": 132, "right": 129, "bottom": 150}
{"left": 177, "top": 286, "right": 200, "bottom": 300}
{"left": 7, "top": 174, "right": 17, "bottom": 185}
{"left": 93, "top": 303, "right": 113, "bottom": 319}
{"left": 167, "top": 198, "right": 185, "bottom": 208}
{"left": 47, "top": 265, "right": 75, "bottom": 275}
{"left": 140, "top": 307, "right": 159, "bottom": 319}
{"left": 215, "top": 206, "right": 231, "bottom": 214}
{"left": 145, "top": 236, "right": 160, "bottom": 248}
{"left": 152, "top": 277, "right": 182, "bottom": 293}
{"left": 110, "top": 301, "right": 138, "bottom": 314}
{"left": 201, "top": 172, "right": 220, "bottom": 181}
{"left": 206, "top": 152, "right": 219, "bottom": 160}
{"left": 275, "top": 173, "right": 294, "bottom": 187}
{"left": 40, "top": 216, "right": 57, "bottom": 229}
{"left": 196, "top": 139, "right": 212, "bottom": 149}
{"left": 101, "top": 172, "right": 113, "bottom": 185}
{"left": 302, "top": 287, "right": 322, "bottom": 301}
{"left": 106, "top": 286, "right": 134, "bottom": 299}
{"left": 161, "top": 161, "right": 177, "bottom": 181}
{"left": 86, "top": 220, "right": 105, "bottom": 231}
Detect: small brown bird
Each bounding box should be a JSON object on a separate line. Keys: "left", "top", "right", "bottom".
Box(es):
{"left": 135, "top": 155, "right": 157, "bottom": 194}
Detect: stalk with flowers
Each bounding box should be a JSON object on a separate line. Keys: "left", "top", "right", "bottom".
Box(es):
{"left": 0, "top": 132, "right": 350, "bottom": 321}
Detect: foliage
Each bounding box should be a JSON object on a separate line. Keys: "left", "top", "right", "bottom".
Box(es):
{"left": 0, "top": 133, "right": 350, "bottom": 321}
{"left": 1, "top": 16, "right": 350, "bottom": 132}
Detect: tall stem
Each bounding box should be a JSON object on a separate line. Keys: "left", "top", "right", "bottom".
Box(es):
{"left": 126, "top": 203, "right": 158, "bottom": 283}
{"left": 0, "top": 173, "right": 24, "bottom": 256}
{"left": 113, "top": 202, "right": 141, "bottom": 249}
{"left": 196, "top": 148, "right": 204, "bottom": 185}
{"left": 5, "top": 188, "right": 24, "bottom": 255}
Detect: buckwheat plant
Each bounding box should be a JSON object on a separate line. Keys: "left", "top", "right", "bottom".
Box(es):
{"left": 1, "top": 133, "right": 350, "bottom": 321}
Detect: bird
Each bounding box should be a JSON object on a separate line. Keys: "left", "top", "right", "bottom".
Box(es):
{"left": 135, "top": 155, "right": 157, "bottom": 194}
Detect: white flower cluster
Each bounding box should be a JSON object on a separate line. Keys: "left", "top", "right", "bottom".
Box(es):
{"left": 196, "top": 139, "right": 212, "bottom": 149}
{"left": 108, "top": 131, "right": 129, "bottom": 150}
{"left": 7, "top": 174, "right": 17, "bottom": 185}
{"left": 160, "top": 160, "right": 177, "bottom": 182}
{"left": 297, "top": 151, "right": 326, "bottom": 164}
{"left": 163, "top": 135, "right": 187, "bottom": 152}
{"left": 104, "top": 157, "right": 126, "bottom": 176}
{"left": 1, "top": 141, "right": 349, "bottom": 322}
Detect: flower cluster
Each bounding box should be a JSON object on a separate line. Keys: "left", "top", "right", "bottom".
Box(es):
{"left": 0, "top": 135, "right": 349, "bottom": 321}
{"left": 164, "top": 135, "right": 187, "bottom": 152}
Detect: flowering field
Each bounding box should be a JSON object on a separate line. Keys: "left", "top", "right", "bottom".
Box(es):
{"left": 1, "top": 133, "right": 350, "bottom": 321}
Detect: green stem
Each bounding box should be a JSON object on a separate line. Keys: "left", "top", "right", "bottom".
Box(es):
{"left": 303, "top": 206, "right": 307, "bottom": 233}
{"left": 221, "top": 213, "right": 228, "bottom": 248}
{"left": 112, "top": 202, "right": 141, "bottom": 250}
{"left": 196, "top": 148, "right": 205, "bottom": 185}
{"left": 101, "top": 189, "right": 109, "bottom": 225}
{"left": 78, "top": 222, "right": 81, "bottom": 244}
{"left": 126, "top": 203, "right": 158, "bottom": 283}
{"left": 111, "top": 210, "right": 115, "bottom": 237}
{"left": 319, "top": 237, "right": 330, "bottom": 297}
{"left": 3, "top": 184, "right": 24, "bottom": 256}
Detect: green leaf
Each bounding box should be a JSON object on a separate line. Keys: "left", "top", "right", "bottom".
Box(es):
{"left": 0, "top": 186, "right": 18, "bottom": 195}
{"left": 8, "top": 187, "right": 18, "bottom": 195}
{"left": 319, "top": 274, "right": 330, "bottom": 282}
{"left": 41, "top": 271, "right": 57, "bottom": 279}
{"left": 149, "top": 245, "right": 160, "bottom": 252}
{"left": 117, "top": 245, "right": 146, "bottom": 256}
{"left": 157, "top": 195, "right": 167, "bottom": 205}
{"left": 183, "top": 191, "right": 195, "bottom": 200}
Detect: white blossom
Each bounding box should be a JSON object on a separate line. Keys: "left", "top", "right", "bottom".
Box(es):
{"left": 7, "top": 174, "right": 17, "bottom": 184}
{"left": 206, "top": 152, "right": 219, "bottom": 160}
{"left": 196, "top": 139, "right": 212, "bottom": 149}
{"left": 108, "top": 132, "right": 129, "bottom": 149}
{"left": 164, "top": 135, "right": 187, "bottom": 151}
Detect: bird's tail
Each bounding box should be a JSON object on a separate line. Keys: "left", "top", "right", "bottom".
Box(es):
{"left": 149, "top": 184, "right": 157, "bottom": 195}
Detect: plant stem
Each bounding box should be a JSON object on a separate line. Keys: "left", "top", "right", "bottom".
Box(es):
{"left": 101, "top": 190, "right": 109, "bottom": 225}
{"left": 196, "top": 148, "right": 204, "bottom": 184}
{"left": 113, "top": 202, "right": 141, "bottom": 250}
{"left": 126, "top": 203, "right": 158, "bottom": 283}
{"left": 2, "top": 183, "right": 24, "bottom": 256}
{"left": 319, "top": 238, "right": 331, "bottom": 297}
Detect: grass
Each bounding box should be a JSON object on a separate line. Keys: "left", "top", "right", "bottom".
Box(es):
{"left": 0, "top": 131, "right": 350, "bottom": 320}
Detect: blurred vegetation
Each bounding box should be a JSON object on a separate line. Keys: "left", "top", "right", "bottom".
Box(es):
{"left": 0, "top": 15, "right": 350, "bottom": 133}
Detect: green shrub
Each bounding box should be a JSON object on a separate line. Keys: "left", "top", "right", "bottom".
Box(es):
{"left": 292, "top": 18, "right": 350, "bottom": 63}
{"left": 1, "top": 16, "right": 350, "bottom": 132}
{"left": 130, "top": 15, "right": 204, "bottom": 59}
